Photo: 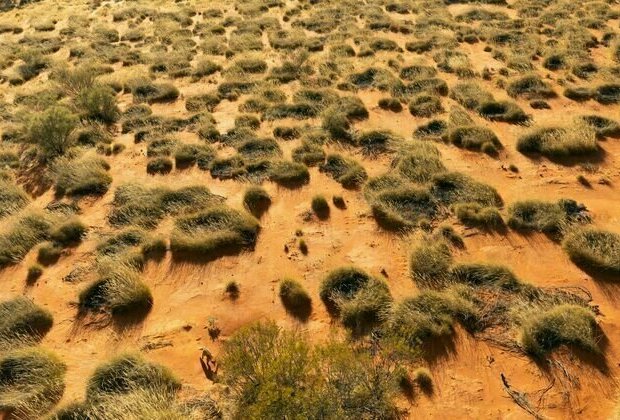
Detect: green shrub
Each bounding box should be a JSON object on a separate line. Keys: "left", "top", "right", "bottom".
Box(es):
{"left": 454, "top": 202, "right": 504, "bottom": 229}
{"left": 28, "top": 106, "right": 79, "bottom": 159}
{"left": 521, "top": 305, "right": 599, "bottom": 356}
{"left": 77, "top": 85, "right": 120, "bottom": 124}
{"left": 279, "top": 278, "right": 312, "bottom": 321}
{"left": 370, "top": 187, "right": 438, "bottom": 231}
{"left": 319, "top": 266, "right": 373, "bottom": 313}
{"left": 394, "top": 144, "right": 446, "bottom": 183}
{"left": 53, "top": 156, "right": 112, "bottom": 197}
{"left": 563, "top": 228, "right": 620, "bottom": 275}
{"left": 319, "top": 154, "right": 367, "bottom": 189}
{"left": 86, "top": 353, "right": 180, "bottom": 398}
{"left": 170, "top": 206, "right": 260, "bottom": 260}
{"left": 414, "top": 368, "right": 433, "bottom": 394}
{"left": 0, "top": 297, "right": 53, "bottom": 345}
{"left": 430, "top": 172, "right": 503, "bottom": 208}
{"left": 311, "top": 195, "right": 330, "bottom": 219}
{"left": 507, "top": 199, "right": 586, "bottom": 234}
{"left": 451, "top": 263, "right": 524, "bottom": 292}
{"left": 0, "top": 347, "right": 66, "bottom": 418}
{"left": 356, "top": 130, "right": 399, "bottom": 156}
{"left": 517, "top": 124, "right": 598, "bottom": 158}
{"left": 338, "top": 277, "right": 392, "bottom": 336}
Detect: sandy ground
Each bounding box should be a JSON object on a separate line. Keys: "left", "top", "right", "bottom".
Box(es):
{"left": 1, "top": 0, "right": 620, "bottom": 418}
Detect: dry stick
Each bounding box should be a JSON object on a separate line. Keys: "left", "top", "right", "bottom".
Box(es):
{"left": 500, "top": 373, "right": 546, "bottom": 420}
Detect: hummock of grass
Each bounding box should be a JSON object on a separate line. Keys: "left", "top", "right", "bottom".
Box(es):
{"left": 0, "top": 211, "right": 54, "bottom": 268}
{"left": 243, "top": 185, "right": 272, "bottom": 218}
{"left": 78, "top": 263, "right": 153, "bottom": 318}
{"left": 370, "top": 187, "right": 438, "bottom": 231}
{"left": 52, "top": 156, "right": 112, "bottom": 197}
{"left": 521, "top": 304, "right": 599, "bottom": 356}
{"left": 0, "top": 347, "right": 66, "bottom": 418}
{"left": 279, "top": 278, "right": 312, "bottom": 321}
{"left": 517, "top": 124, "right": 598, "bottom": 159}
{"left": 563, "top": 228, "right": 620, "bottom": 276}
{"left": 0, "top": 180, "right": 30, "bottom": 219}
{"left": 86, "top": 353, "right": 181, "bottom": 399}
{"left": 451, "top": 263, "right": 525, "bottom": 292}
{"left": 410, "top": 240, "right": 453, "bottom": 288}
{"left": 170, "top": 205, "right": 260, "bottom": 260}
{"left": 0, "top": 297, "right": 53, "bottom": 345}
{"left": 109, "top": 184, "right": 224, "bottom": 229}
{"left": 320, "top": 267, "right": 392, "bottom": 334}
{"left": 381, "top": 289, "right": 477, "bottom": 348}
{"left": 454, "top": 202, "right": 504, "bottom": 229}
{"left": 508, "top": 199, "right": 587, "bottom": 235}
{"left": 319, "top": 154, "right": 368, "bottom": 189}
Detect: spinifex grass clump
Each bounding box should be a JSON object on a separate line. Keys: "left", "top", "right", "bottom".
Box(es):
{"left": 517, "top": 123, "right": 598, "bottom": 159}
{"left": 0, "top": 347, "right": 67, "bottom": 419}
{"left": 320, "top": 267, "right": 392, "bottom": 335}
{"left": 170, "top": 206, "right": 260, "bottom": 261}
{"left": 508, "top": 199, "right": 588, "bottom": 235}
{"left": 520, "top": 305, "right": 600, "bottom": 356}
{"left": 243, "top": 186, "right": 272, "bottom": 218}
{"left": 78, "top": 263, "right": 153, "bottom": 319}
{"left": 0, "top": 297, "right": 53, "bottom": 346}
{"left": 52, "top": 156, "right": 112, "bottom": 197}
{"left": 319, "top": 154, "right": 368, "bottom": 189}
{"left": 109, "top": 184, "right": 224, "bottom": 229}
{"left": 563, "top": 228, "right": 620, "bottom": 276}
{"left": 0, "top": 180, "right": 30, "bottom": 219}
{"left": 279, "top": 278, "right": 312, "bottom": 321}
{"left": 0, "top": 211, "right": 54, "bottom": 268}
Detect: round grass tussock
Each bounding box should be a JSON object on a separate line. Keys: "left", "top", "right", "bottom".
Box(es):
{"left": 243, "top": 186, "right": 271, "bottom": 218}
{"left": 563, "top": 228, "right": 620, "bottom": 276}
{"left": 311, "top": 195, "right": 330, "bottom": 220}
{"left": 279, "top": 278, "right": 312, "bottom": 321}
{"left": 0, "top": 297, "right": 53, "bottom": 344}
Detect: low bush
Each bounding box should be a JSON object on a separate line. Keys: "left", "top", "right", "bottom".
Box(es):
{"left": 478, "top": 101, "right": 528, "bottom": 123}
{"left": 311, "top": 195, "right": 330, "bottom": 219}
{"left": 507, "top": 199, "right": 587, "bottom": 235}
{"left": 133, "top": 82, "right": 180, "bottom": 104}
{"left": 292, "top": 141, "right": 325, "bottom": 166}
{"left": 578, "top": 115, "right": 620, "bottom": 138}
{"left": 0, "top": 347, "right": 66, "bottom": 418}
{"left": 517, "top": 124, "right": 598, "bottom": 158}
{"left": 109, "top": 184, "right": 223, "bottom": 229}
{"left": 319, "top": 154, "right": 368, "bottom": 189}
{"left": 0, "top": 297, "right": 53, "bottom": 345}
{"left": 595, "top": 84, "right": 620, "bottom": 105}
{"left": 50, "top": 219, "right": 87, "bottom": 247}
{"left": 170, "top": 206, "right": 260, "bottom": 260}
{"left": 26, "top": 264, "right": 43, "bottom": 285}
{"left": 409, "top": 241, "right": 453, "bottom": 288}
{"left": 0, "top": 212, "right": 53, "bottom": 267}
{"left": 448, "top": 126, "right": 502, "bottom": 155}
{"left": 79, "top": 264, "right": 153, "bottom": 318}
{"left": 53, "top": 156, "right": 112, "bottom": 197}
{"left": 77, "top": 85, "right": 120, "bottom": 124}
{"left": 563, "top": 228, "right": 620, "bottom": 275}
{"left": 454, "top": 202, "right": 504, "bottom": 229}
{"left": 430, "top": 172, "right": 503, "bottom": 208}
{"left": 146, "top": 157, "right": 173, "bottom": 175}
{"left": 378, "top": 97, "right": 403, "bottom": 112}
{"left": 28, "top": 106, "right": 78, "bottom": 160}
{"left": 521, "top": 305, "right": 599, "bottom": 356}
{"left": 269, "top": 161, "right": 310, "bottom": 188}
{"left": 507, "top": 75, "right": 556, "bottom": 99}
{"left": 86, "top": 353, "right": 180, "bottom": 399}
{"left": 356, "top": 130, "right": 398, "bottom": 157}
{"left": 408, "top": 94, "right": 442, "bottom": 117}
{"left": 370, "top": 187, "right": 438, "bottom": 231}
{"left": 185, "top": 93, "right": 221, "bottom": 112}
{"left": 174, "top": 143, "right": 215, "bottom": 170}
{"left": 37, "top": 242, "right": 62, "bottom": 266}
{"left": 451, "top": 263, "right": 524, "bottom": 292}
{"left": 243, "top": 185, "right": 271, "bottom": 218}
{"left": 279, "top": 278, "right": 312, "bottom": 321}
{"left": 273, "top": 127, "right": 300, "bottom": 140}
{"left": 0, "top": 180, "right": 30, "bottom": 219}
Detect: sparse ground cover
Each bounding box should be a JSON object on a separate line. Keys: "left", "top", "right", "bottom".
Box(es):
{"left": 0, "top": 0, "right": 619, "bottom": 418}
